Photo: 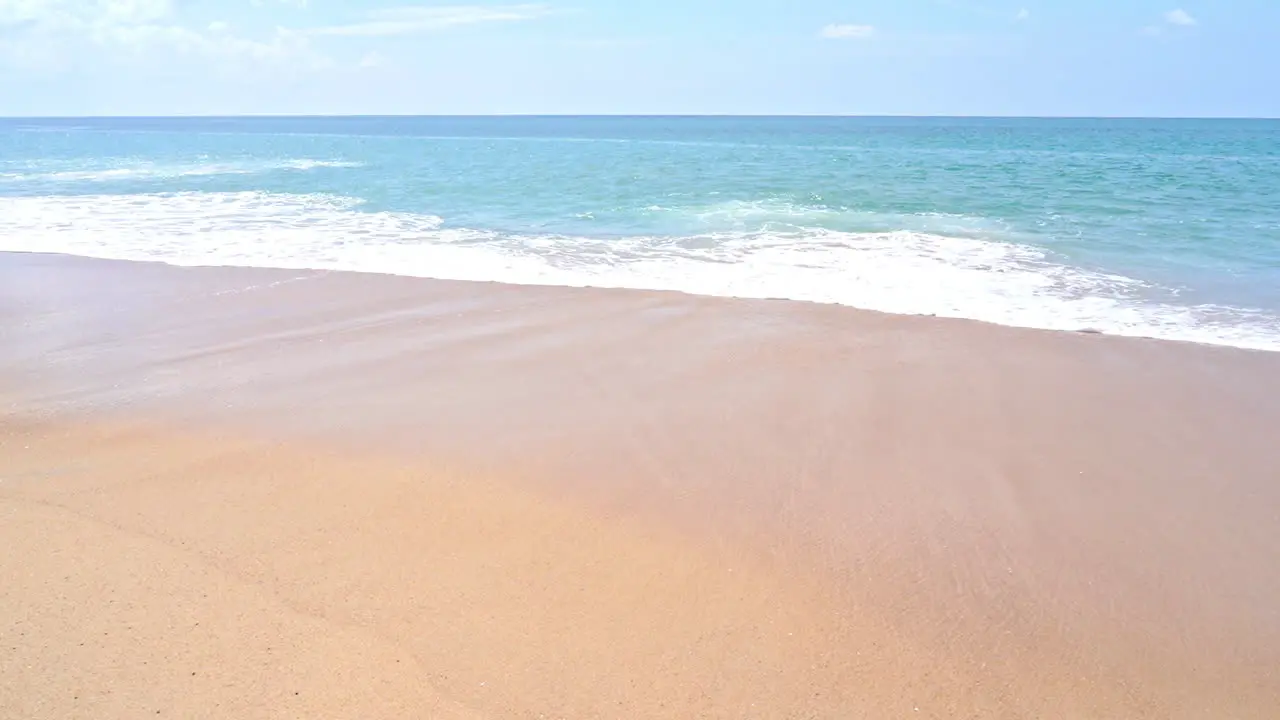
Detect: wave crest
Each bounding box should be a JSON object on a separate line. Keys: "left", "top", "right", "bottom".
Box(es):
{"left": 0, "top": 159, "right": 363, "bottom": 184}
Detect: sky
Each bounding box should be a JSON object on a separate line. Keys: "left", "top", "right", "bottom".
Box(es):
{"left": 0, "top": 1, "right": 1277, "bottom": 117}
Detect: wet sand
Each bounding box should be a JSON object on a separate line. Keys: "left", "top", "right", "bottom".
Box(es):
{"left": 3, "top": 252, "right": 1280, "bottom": 718}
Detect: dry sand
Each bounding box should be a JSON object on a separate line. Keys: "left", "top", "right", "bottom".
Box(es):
{"left": 2, "top": 252, "right": 1279, "bottom": 718}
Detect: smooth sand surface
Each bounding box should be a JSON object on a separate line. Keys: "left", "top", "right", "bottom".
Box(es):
{"left": 3, "top": 252, "right": 1280, "bottom": 718}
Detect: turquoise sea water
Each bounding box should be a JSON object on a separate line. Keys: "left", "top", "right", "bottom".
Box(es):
{"left": 2, "top": 116, "right": 1278, "bottom": 349}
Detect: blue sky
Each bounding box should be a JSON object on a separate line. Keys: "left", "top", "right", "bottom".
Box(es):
{"left": 0, "top": 1, "right": 1276, "bottom": 116}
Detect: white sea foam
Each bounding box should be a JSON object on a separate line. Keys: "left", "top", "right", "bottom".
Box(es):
{"left": 276, "top": 160, "right": 365, "bottom": 171}
{"left": 2, "top": 190, "right": 1277, "bottom": 351}
{"left": 646, "top": 198, "right": 1009, "bottom": 237}
{"left": 0, "top": 159, "right": 362, "bottom": 183}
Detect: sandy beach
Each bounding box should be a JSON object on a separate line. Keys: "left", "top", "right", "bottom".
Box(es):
{"left": 3, "top": 251, "right": 1280, "bottom": 719}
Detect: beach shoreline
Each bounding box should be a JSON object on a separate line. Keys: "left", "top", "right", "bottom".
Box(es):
{"left": 4, "top": 251, "right": 1280, "bottom": 718}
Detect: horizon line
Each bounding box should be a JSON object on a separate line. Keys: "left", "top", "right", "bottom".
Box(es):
{"left": 2, "top": 113, "right": 1278, "bottom": 121}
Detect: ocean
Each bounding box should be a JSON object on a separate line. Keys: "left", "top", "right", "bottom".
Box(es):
{"left": 2, "top": 116, "right": 1278, "bottom": 350}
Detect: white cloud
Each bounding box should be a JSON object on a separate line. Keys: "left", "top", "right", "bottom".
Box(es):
{"left": 0, "top": 0, "right": 172, "bottom": 25}
{"left": 0, "top": 0, "right": 62, "bottom": 26}
{"left": 101, "top": 0, "right": 173, "bottom": 24}
{"left": 820, "top": 24, "right": 875, "bottom": 40}
{"left": 1015, "top": 8, "right": 1030, "bottom": 21}
{"left": 0, "top": 0, "right": 327, "bottom": 71}
{"left": 358, "top": 50, "right": 389, "bottom": 68}
{"left": 305, "top": 4, "right": 552, "bottom": 37}
{"left": 1143, "top": 8, "right": 1197, "bottom": 35}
